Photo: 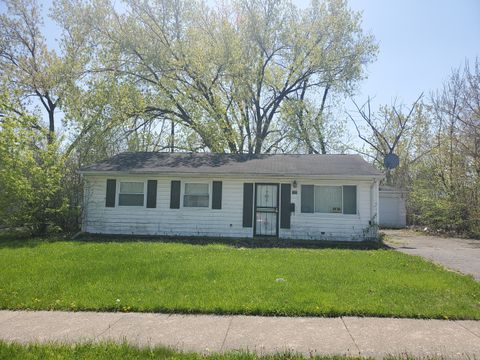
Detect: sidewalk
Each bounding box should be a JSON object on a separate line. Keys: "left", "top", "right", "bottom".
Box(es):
{"left": 0, "top": 310, "right": 479, "bottom": 358}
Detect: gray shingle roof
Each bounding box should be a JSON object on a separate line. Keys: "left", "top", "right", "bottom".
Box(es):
{"left": 80, "top": 152, "right": 383, "bottom": 177}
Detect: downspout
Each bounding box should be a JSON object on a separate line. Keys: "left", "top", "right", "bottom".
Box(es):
{"left": 81, "top": 174, "right": 87, "bottom": 233}
{"left": 370, "top": 178, "right": 379, "bottom": 239}
{"left": 370, "top": 179, "right": 374, "bottom": 222}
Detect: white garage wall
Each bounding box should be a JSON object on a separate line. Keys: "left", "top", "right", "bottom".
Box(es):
{"left": 379, "top": 190, "right": 407, "bottom": 228}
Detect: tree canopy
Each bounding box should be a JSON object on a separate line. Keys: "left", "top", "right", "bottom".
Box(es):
{"left": 54, "top": 0, "right": 377, "bottom": 154}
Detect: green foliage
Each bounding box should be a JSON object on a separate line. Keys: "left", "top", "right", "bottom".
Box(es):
{"left": 406, "top": 60, "right": 480, "bottom": 238}
{"left": 407, "top": 151, "right": 480, "bottom": 237}
{"left": 0, "top": 239, "right": 479, "bottom": 319}
{"left": 354, "top": 59, "right": 480, "bottom": 238}
{"left": 0, "top": 94, "right": 67, "bottom": 234}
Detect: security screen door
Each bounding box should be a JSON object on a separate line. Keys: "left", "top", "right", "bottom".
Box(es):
{"left": 254, "top": 184, "right": 279, "bottom": 236}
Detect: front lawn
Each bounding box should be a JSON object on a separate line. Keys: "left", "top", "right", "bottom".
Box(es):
{"left": 0, "top": 238, "right": 479, "bottom": 319}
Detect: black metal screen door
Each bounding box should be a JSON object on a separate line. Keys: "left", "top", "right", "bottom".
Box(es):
{"left": 254, "top": 184, "right": 279, "bottom": 236}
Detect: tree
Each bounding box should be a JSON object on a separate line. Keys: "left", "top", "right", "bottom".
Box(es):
{"left": 412, "top": 58, "right": 480, "bottom": 236}
{"left": 281, "top": 94, "right": 350, "bottom": 154}
{"left": 0, "top": 92, "right": 66, "bottom": 234}
{"left": 348, "top": 94, "right": 426, "bottom": 186}
{"left": 56, "top": 0, "right": 377, "bottom": 154}
{"left": 350, "top": 58, "right": 480, "bottom": 237}
{"left": 0, "top": 0, "right": 85, "bottom": 143}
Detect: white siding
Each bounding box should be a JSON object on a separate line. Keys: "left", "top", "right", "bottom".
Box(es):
{"left": 282, "top": 180, "right": 375, "bottom": 241}
{"left": 83, "top": 175, "right": 379, "bottom": 241}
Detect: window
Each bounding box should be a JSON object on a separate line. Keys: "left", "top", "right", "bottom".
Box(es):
{"left": 315, "top": 186, "right": 342, "bottom": 213}
{"left": 184, "top": 183, "right": 209, "bottom": 207}
{"left": 301, "top": 185, "right": 357, "bottom": 214}
{"left": 119, "top": 181, "right": 144, "bottom": 206}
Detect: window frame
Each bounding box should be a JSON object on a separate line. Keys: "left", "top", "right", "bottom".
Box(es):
{"left": 117, "top": 180, "right": 146, "bottom": 207}
{"left": 301, "top": 184, "right": 358, "bottom": 216}
{"left": 314, "top": 185, "right": 344, "bottom": 214}
{"left": 182, "top": 181, "right": 211, "bottom": 209}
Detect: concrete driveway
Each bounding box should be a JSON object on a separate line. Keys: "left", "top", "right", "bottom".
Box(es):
{"left": 383, "top": 229, "right": 480, "bottom": 280}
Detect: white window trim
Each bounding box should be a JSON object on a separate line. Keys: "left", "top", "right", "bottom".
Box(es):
{"left": 117, "top": 180, "right": 146, "bottom": 207}
{"left": 182, "top": 181, "right": 211, "bottom": 209}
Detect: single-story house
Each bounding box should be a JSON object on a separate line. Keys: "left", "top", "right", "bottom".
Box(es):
{"left": 79, "top": 152, "right": 384, "bottom": 241}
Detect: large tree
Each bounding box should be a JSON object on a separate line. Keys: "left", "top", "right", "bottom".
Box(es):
{"left": 0, "top": 0, "right": 90, "bottom": 144}
{"left": 56, "top": 0, "right": 377, "bottom": 154}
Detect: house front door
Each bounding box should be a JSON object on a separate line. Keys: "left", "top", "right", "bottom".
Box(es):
{"left": 254, "top": 184, "right": 279, "bottom": 237}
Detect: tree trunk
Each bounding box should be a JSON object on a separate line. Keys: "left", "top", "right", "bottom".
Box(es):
{"left": 45, "top": 96, "right": 56, "bottom": 144}
{"left": 254, "top": 136, "right": 263, "bottom": 154}
{"left": 170, "top": 119, "right": 175, "bottom": 152}
{"left": 47, "top": 109, "right": 55, "bottom": 144}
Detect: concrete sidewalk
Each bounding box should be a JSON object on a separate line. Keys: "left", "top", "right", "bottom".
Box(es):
{"left": 0, "top": 310, "right": 479, "bottom": 358}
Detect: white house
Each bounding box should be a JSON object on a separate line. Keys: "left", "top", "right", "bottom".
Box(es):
{"left": 79, "top": 152, "right": 383, "bottom": 241}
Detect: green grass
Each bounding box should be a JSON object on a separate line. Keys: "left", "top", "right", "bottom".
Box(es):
{"left": 0, "top": 238, "right": 479, "bottom": 319}
{"left": 0, "top": 341, "right": 357, "bottom": 360}
{"left": 0, "top": 341, "right": 444, "bottom": 360}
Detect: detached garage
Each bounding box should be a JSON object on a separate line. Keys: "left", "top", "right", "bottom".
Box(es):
{"left": 379, "top": 186, "right": 407, "bottom": 228}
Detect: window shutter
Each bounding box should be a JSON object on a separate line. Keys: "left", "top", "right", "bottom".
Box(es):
{"left": 170, "top": 180, "right": 181, "bottom": 209}
{"left": 212, "top": 181, "right": 222, "bottom": 209}
{"left": 146, "top": 180, "right": 158, "bottom": 208}
{"left": 280, "top": 184, "right": 291, "bottom": 229}
{"left": 242, "top": 183, "right": 254, "bottom": 227}
{"left": 301, "top": 185, "right": 314, "bottom": 213}
{"left": 105, "top": 179, "right": 116, "bottom": 207}
{"left": 343, "top": 185, "right": 357, "bottom": 214}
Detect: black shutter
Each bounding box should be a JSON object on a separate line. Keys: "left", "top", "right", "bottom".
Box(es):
{"left": 242, "top": 183, "right": 254, "bottom": 228}
{"left": 301, "top": 185, "right": 314, "bottom": 213}
{"left": 146, "top": 180, "right": 158, "bottom": 208}
{"left": 105, "top": 179, "right": 116, "bottom": 207}
{"left": 212, "top": 181, "right": 222, "bottom": 209}
{"left": 343, "top": 185, "right": 357, "bottom": 214}
{"left": 170, "top": 180, "right": 181, "bottom": 209}
{"left": 280, "top": 184, "right": 291, "bottom": 229}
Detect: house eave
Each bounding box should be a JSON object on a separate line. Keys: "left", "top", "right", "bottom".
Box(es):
{"left": 78, "top": 170, "right": 385, "bottom": 181}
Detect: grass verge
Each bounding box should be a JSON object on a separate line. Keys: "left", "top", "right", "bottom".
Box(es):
{"left": 0, "top": 238, "right": 479, "bottom": 319}
{"left": 0, "top": 341, "right": 443, "bottom": 360}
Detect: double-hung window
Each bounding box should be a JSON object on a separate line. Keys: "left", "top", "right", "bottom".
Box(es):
{"left": 301, "top": 185, "right": 357, "bottom": 214}
{"left": 184, "top": 183, "right": 209, "bottom": 207}
{"left": 119, "top": 181, "right": 144, "bottom": 206}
